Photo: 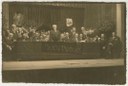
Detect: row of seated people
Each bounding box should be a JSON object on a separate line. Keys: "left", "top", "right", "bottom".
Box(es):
{"left": 3, "top": 24, "right": 122, "bottom": 58}
{"left": 3, "top": 24, "right": 106, "bottom": 43}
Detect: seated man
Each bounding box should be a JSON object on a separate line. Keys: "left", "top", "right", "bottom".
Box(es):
{"left": 28, "top": 27, "right": 36, "bottom": 41}
{"left": 22, "top": 33, "right": 29, "bottom": 41}
{"left": 16, "top": 27, "right": 28, "bottom": 41}
{"left": 79, "top": 34, "right": 85, "bottom": 43}
{"left": 50, "top": 24, "right": 60, "bottom": 42}
{"left": 69, "top": 27, "right": 78, "bottom": 42}
{"left": 44, "top": 31, "right": 50, "bottom": 42}
{"left": 81, "top": 27, "right": 86, "bottom": 34}
{"left": 60, "top": 33, "right": 65, "bottom": 42}
{"left": 9, "top": 24, "right": 19, "bottom": 40}
{"left": 64, "top": 32, "right": 70, "bottom": 42}
{"left": 93, "top": 35, "right": 100, "bottom": 43}
{"left": 33, "top": 32, "right": 40, "bottom": 42}
{"left": 39, "top": 35, "right": 44, "bottom": 42}
{"left": 3, "top": 32, "right": 16, "bottom": 60}
{"left": 74, "top": 33, "right": 79, "bottom": 43}
{"left": 81, "top": 27, "right": 87, "bottom": 40}
{"left": 4, "top": 33, "right": 16, "bottom": 51}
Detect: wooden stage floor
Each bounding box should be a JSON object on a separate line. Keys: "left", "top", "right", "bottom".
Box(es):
{"left": 3, "top": 58, "right": 124, "bottom": 71}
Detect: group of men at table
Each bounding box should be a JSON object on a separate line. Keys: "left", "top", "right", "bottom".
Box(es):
{"left": 3, "top": 18, "right": 122, "bottom": 58}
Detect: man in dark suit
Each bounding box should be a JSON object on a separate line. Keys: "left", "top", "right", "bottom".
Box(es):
{"left": 50, "top": 24, "right": 60, "bottom": 42}
{"left": 107, "top": 32, "right": 122, "bottom": 58}
{"left": 69, "top": 27, "right": 78, "bottom": 42}
{"left": 99, "top": 33, "right": 107, "bottom": 58}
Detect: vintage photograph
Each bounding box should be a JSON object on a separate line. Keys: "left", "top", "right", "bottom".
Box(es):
{"left": 2, "top": 2, "right": 126, "bottom": 84}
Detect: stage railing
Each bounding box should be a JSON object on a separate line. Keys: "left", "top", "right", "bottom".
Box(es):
{"left": 4, "top": 42, "right": 102, "bottom": 61}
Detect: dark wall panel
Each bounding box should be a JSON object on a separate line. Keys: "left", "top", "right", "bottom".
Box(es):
{"left": 84, "top": 4, "right": 116, "bottom": 28}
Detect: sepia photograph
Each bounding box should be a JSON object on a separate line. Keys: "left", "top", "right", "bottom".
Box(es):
{"left": 2, "top": 2, "right": 126, "bottom": 84}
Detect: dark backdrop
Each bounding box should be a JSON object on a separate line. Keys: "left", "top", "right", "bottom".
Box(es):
{"left": 9, "top": 3, "right": 84, "bottom": 32}
{"left": 8, "top": 3, "right": 116, "bottom": 31}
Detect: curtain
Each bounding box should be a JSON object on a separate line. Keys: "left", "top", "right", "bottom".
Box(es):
{"left": 9, "top": 3, "right": 116, "bottom": 31}
{"left": 83, "top": 4, "right": 116, "bottom": 28}
{"left": 9, "top": 3, "right": 84, "bottom": 31}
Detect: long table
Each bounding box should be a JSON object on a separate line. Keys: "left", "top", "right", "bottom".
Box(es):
{"left": 3, "top": 42, "right": 101, "bottom": 61}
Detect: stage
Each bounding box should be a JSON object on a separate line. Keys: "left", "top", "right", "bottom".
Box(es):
{"left": 2, "top": 59, "right": 125, "bottom": 84}
{"left": 3, "top": 58, "right": 124, "bottom": 70}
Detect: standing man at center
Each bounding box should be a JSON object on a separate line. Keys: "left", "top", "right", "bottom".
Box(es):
{"left": 50, "top": 24, "right": 60, "bottom": 42}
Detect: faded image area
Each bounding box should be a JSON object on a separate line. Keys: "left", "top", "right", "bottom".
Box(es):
{"left": 2, "top": 2, "right": 126, "bottom": 84}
